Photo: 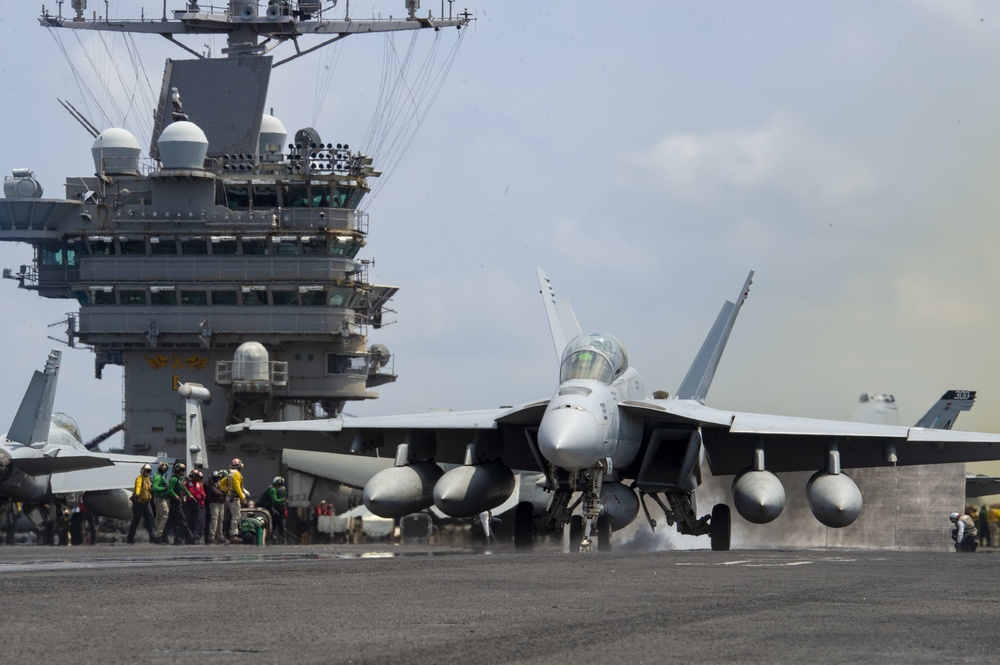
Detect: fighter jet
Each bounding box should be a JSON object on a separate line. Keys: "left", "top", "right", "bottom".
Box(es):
{"left": 0, "top": 350, "right": 158, "bottom": 528}
{"left": 854, "top": 390, "right": 976, "bottom": 428}
{"left": 230, "top": 270, "right": 1000, "bottom": 551}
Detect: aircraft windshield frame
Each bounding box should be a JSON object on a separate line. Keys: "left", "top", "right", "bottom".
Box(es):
{"left": 559, "top": 332, "right": 628, "bottom": 384}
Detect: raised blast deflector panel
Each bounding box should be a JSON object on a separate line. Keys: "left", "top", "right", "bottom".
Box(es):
{"left": 150, "top": 57, "right": 272, "bottom": 161}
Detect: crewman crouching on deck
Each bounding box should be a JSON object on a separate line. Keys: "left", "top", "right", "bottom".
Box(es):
{"left": 950, "top": 511, "right": 979, "bottom": 552}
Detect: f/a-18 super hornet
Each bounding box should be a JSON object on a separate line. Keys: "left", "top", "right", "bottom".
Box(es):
{"left": 0, "top": 350, "right": 158, "bottom": 532}
{"left": 230, "top": 270, "right": 1000, "bottom": 551}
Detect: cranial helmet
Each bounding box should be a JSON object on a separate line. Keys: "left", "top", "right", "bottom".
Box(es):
{"left": 950, "top": 512, "right": 960, "bottom": 522}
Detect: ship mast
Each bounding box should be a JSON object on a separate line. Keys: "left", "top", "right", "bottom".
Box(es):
{"left": 41, "top": 1, "right": 473, "bottom": 60}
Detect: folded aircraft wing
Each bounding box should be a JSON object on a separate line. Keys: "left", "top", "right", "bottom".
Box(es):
{"left": 620, "top": 399, "right": 1000, "bottom": 475}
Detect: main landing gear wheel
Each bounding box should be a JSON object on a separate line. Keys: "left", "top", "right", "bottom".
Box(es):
{"left": 710, "top": 503, "right": 731, "bottom": 552}
{"left": 596, "top": 514, "right": 612, "bottom": 553}
{"left": 568, "top": 515, "right": 583, "bottom": 552}
{"left": 514, "top": 501, "right": 534, "bottom": 551}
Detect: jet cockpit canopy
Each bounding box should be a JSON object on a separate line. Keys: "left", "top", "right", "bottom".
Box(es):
{"left": 559, "top": 332, "right": 629, "bottom": 384}
{"left": 50, "top": 412, "right": 84, "bottom": 446}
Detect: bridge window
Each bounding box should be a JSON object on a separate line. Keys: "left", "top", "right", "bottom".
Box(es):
{"left": 327, "top": 287, "right": 355, "bottom": 307}
{"left": 302, "top": 237, "right": 327, "bottom": 255}
{"left": 221, "top": 184, "right": 250, "bottom": 209}
{"left": 283, "top": 185, "right": 305, "bottom": 207}
{"left": 300, "top": 288, "right": 327, "bottom": 306}
{"left": 120, "top": 238, "right": 146, "bottom": 255}
{"left": 120, "top": 289, "right": 146, "bottom": 306}
{"left": 241, "top": 238, "right": 268, "bottom": 256}
{"left": 326, "top": 354, "right": 369, "bottom": 376}
{"left": 272, "top": 290, "right": 299, "bottom": 305}
{"left": 180, "top": 291, "right": 208, "bottom": 306}
{"left": 90, "top": 287, "right": 114, "bottom": 305}
{"left": 150, "top": 287, "right": 176, "bottom": 306}
{"left": 241, "top": 287, "right": 267, "bottom": 305}
{"left": 330, "top": 237, "right": 360, "bottom": 258}
{"left": 273, "top": 238, "right": 299, "bottom": 256}
{"left": 40, "top": 245, "right": 75, "bottom": 266}
{"left": 88, "top": 238, "right": 116, "bottom": 255}
{"left": 180, "top": 238, "right": 208, "bottom": 255}
{"left": 211, "top": 290, "right": 238, "bottom": 306}
{"left": 210, "top": 236, "right": 238, "bottom": 255}
{"left": 150, "top": 238, "right": 178, "bottom": 255}
{"left": 253, "top": 185, "right": 279, "bottom": 209}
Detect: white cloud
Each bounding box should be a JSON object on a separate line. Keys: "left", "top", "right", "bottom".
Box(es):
{"left": 617, "top": 113, "right": 875, "bottom": 209}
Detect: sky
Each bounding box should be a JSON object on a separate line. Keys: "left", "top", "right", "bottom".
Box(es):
{"left": 2, "top": 1, "right": 1000, "bottom": 486}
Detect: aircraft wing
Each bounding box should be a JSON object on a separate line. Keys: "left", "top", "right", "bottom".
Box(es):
{"left": 229, "top": 401, "right": 550, "bottom": 469}
{"left": 620, "top": 399, "right": 1000, "bottom": 475}
{"left": 229, "top": 403, "right": 550, "bottom": 436}
{"left": 966, "top": 474, "right": 1000, "bottom": 498}
{"left": 12, "top": 453, "right": 114, "bottom": 476}
{"left": 48, "top": 452, "right": 159, "bottom": 494}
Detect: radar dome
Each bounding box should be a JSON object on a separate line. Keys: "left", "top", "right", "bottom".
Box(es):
{"left": 92, "top": 128, "right": 141, "bottom": 175}
{"left": 232, "top": 341, "right": 270, "bottom": 382}
{"left": 259, "top": 114, "right": 288, "bottom": 157}
{"left": 157, "top": 120, "right": 208, "bottom": 170}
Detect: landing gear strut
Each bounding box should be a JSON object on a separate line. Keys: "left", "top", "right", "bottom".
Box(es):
{"left": 637, "top": 490, "right": 731, "bottom": 551}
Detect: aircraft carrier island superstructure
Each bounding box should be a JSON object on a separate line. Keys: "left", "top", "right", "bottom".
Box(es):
{"left": 0, "top": 2, "right": 472, "bottom": 490}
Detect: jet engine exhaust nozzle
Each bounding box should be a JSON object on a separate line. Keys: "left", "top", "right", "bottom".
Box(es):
{"left": 732, "top": 468, "right": 785, "bottom": 524}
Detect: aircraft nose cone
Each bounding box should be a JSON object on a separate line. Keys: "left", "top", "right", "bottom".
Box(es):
{"left": 537, "top": 406, "right": 603, "bottom": 470}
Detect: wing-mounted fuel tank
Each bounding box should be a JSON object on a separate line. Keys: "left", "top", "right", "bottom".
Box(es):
{"left": 362, "top": 440, "right": 443, "bottom": 519}
{"left": 82, "top": 488, "right": 132, "bottom": 520}
{"left": 731, "top": 443, "right": 786, "bottom": 524}
{"left": 806, "top": 470, "right": 862, "bottom": 528}
{"left": 803, "top": 443, "right": 862, "bottom": 528}
{"left": 433, "top": 438, "right": 515, "bottom": 518}
{"left": 732, "top": 468, "right": 785, "bottom": 524}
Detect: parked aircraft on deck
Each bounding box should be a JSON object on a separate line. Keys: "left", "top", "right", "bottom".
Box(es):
{"left": 231, "top": 270, "right": 1000, "bottom": 551}
{"left": 0, "top": 350, "right": 158, "bottom": 531}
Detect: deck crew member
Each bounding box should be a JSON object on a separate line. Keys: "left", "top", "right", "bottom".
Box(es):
{"left": 226, "top": 458, "right": 247, "bottom": 542}
{"left": 126, "top": 463, "right": 156, "bottom": 544}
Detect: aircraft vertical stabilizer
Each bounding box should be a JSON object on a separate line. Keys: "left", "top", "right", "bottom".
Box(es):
{"left": 7, "top": 350, "right": 61, "bottom": 445}
{"left": 914, "top": 390, "right": 976, "bottom": 430}
{"left": 537, "top": 268, "right": 582, "bottom": 363}
{"left": 675, "top": 272, "right": 753, "bottom": 403}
